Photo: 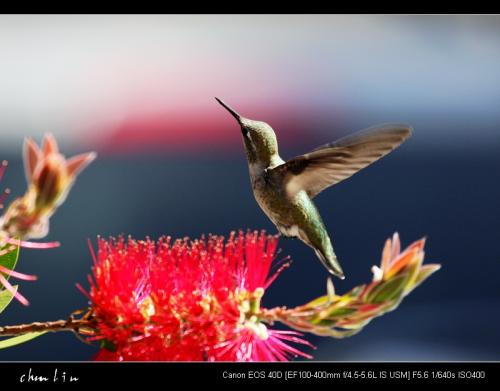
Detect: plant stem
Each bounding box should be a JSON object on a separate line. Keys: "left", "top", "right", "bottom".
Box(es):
{"left": 0, "top": 317, "right": 95, "bottom": 337}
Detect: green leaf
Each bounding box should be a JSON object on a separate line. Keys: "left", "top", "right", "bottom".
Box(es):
{"left": 0, "top": 332, "right": 47, "bottom": 349}
{"left": 347, "top": 284, "right": 367, "bottom": 298}
{"left": 0, "top": 243, "right": 20, "bottom": 281}
{"left": 0, "top": 286, "right": 17, "bottom": 314}
{"left": 100, "top": 338, "right": 116, "bottom": 352}
{"left": 366, "top": 274, "right": 410, "bottom": 303}
{"left": 310, "top": 318, "right": 337, "bottom": 327}
{"left": 322, "top": 327, "right": 364, "bottom": 339}
{"left": 382, "top": 297, "right": 404, "bottom": 313}
{"left": 411, "top": 264, "right": 441, "bottom": 291}
{"left": 326, "top": 306, "right": 357, "bottom": 318}
{"left": 305, "top": 295, "right": 330, "bottom": 308}
{"left": 402, "top": 255, "right": 423, "bottom": 294}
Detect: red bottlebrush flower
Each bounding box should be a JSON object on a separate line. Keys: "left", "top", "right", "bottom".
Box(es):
{"left": 83, "top": 231, "right": 313, "bottom": 361}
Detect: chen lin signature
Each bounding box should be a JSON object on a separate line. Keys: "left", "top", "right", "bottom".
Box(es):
{"left": 19, "top": 368, "right": 79, "bottom": 383}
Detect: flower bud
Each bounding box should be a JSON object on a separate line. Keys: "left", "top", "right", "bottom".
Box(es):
{"left": 31, "top": 153, "right": 70, "bottom": 212}
{"left": 0, "top": 134, "right": 95, "bottom": 241}
{"left": 24, "top": 134, "right": 96, "bottom": 214}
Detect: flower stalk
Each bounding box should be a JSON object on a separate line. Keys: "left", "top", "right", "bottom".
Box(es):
{"left": 260, "top": 233, "right": 441, "bottom": 339}
{"left": 0, "top": 317, "right": 95, "bottom": 337}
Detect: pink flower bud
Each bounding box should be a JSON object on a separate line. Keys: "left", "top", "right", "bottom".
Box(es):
{"left": 24, "top": 134, "right": 96, "bottom": 212}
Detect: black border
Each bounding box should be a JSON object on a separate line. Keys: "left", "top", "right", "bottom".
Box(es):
{"left": 3, "top": 362, "right": 499, "bottom": 386}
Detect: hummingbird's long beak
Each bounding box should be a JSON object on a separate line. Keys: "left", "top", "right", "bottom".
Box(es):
{"left": 215, "top": 97, "right": 243, "bottom": 124}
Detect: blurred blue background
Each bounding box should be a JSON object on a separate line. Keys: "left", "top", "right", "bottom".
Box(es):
{"left": 0, "top": 14, "right": 498, "bottom": 360}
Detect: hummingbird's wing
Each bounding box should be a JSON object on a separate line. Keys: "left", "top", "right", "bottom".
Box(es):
{"left": 273, "top": 124, "right": 412, "bottom": 199}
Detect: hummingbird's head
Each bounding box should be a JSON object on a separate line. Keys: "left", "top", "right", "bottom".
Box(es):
{"left": 216, "top": 98, "right": 279, "bottom": 165}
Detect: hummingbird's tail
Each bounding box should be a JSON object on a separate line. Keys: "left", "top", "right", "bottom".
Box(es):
{"left": 296, "top": 225, "right": 345, "bottom": 279}
{"left": 314, "top": 247, "right": 345, "bottom": 280}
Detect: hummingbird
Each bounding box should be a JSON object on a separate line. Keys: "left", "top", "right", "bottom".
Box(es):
{"left": 216, "top": 98, "right": 412, "bottom": 279}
